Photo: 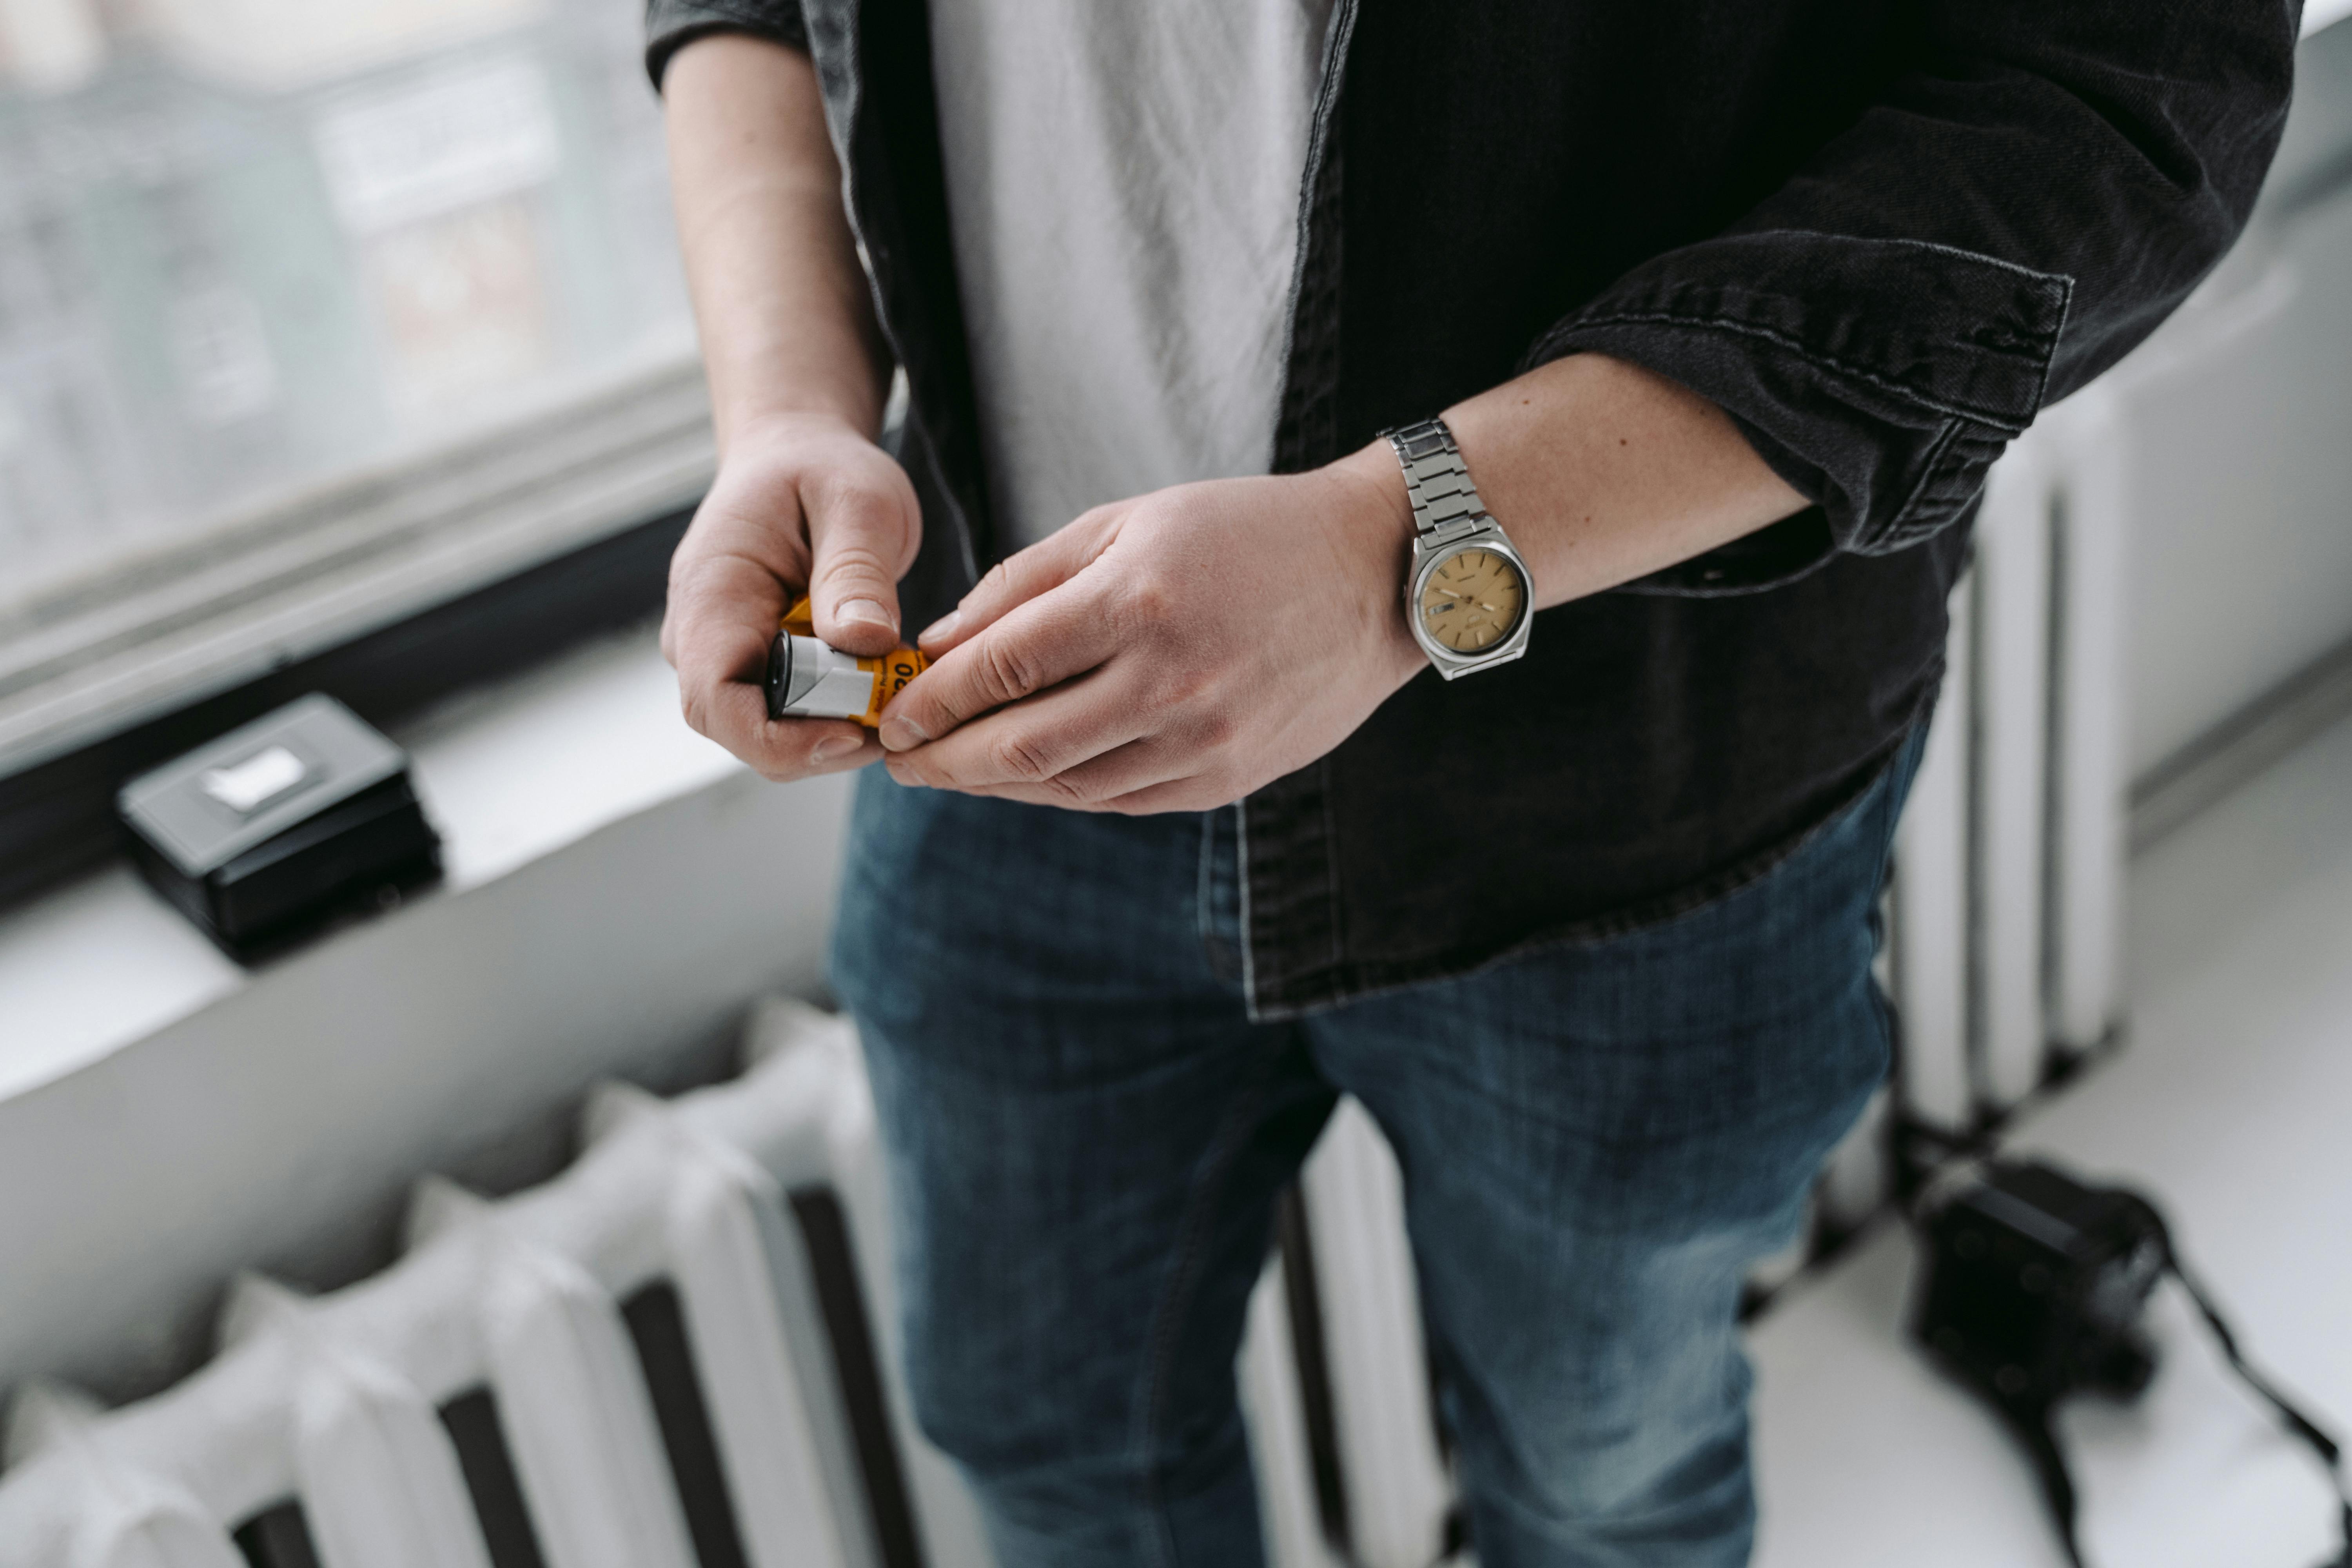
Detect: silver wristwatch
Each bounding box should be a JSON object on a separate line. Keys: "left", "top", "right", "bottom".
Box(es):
{"left": 1384, "top": 417, "right": 1534, "bottom": 679}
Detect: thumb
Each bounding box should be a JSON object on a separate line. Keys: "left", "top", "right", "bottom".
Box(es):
{"left": 805, "top": 464, "right": 922, "bottom": 657}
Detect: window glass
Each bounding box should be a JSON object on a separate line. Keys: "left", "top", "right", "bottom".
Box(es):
{"left": 0, "top": 0, "right": 688, "bottom": 599}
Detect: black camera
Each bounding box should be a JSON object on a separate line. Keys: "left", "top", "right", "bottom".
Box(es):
{"left": 1913, "top": 1157, "right": 2166, "bottom": 1412}
{"left": 1910, "top": 1156, "right": 2349, "bottom": 1568}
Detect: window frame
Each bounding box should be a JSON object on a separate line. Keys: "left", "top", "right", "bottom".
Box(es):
{"left": 0, "top": 350, "right": 710, "bottom": 766}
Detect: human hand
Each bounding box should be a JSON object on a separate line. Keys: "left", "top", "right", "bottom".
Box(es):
{"left": 661, "top": 413, "right": 920, "bottom": 779}
{"left": 874, "top": 450, "right": 1426, "bottom": 813}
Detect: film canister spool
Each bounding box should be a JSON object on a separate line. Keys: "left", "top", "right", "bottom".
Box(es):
{"left": 764, "top": 596, "right": 928, "bottom": 726}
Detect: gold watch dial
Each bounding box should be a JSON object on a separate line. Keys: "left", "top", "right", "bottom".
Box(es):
{"left": 1418, "top": 547, "right": 1526, "bottom": 653}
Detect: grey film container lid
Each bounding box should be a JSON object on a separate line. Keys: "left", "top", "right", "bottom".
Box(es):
{"left": 116, "top": 694, "right": 411, "bottom": 878}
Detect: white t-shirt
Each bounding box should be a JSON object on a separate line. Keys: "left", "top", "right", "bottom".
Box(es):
{"left": 927, "top": 1, "right": 1336, "bottom": 551}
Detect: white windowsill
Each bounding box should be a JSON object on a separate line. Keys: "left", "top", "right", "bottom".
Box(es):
{"left": 0, "top": 624, "right": 745, "bottom": 1104}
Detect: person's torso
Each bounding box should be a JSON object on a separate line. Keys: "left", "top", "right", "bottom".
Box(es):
{"left": 819, "top": 0, "right": 1959, "bottom": 1013}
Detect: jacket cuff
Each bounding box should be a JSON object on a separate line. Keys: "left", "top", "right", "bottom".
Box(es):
{"left": 1527, "top": 230, "right": 2070, "bottom": 589}
{"left": 645, "top": 0, "right": 810, "bottom": 90}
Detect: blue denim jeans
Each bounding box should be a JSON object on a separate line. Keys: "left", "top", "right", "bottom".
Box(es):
{"left": 832, "top": 728, "right": 1922, "bottom": 1568}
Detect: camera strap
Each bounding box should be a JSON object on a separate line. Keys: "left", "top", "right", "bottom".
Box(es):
{"left": 2001, "top": 1199, "right": 2352, "bottom": 1568}
{"left": 2163, "top": 1243, "right": 2352, "bottom": 1568}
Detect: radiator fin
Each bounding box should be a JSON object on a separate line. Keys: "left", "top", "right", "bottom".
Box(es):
{"left": 1238, "top": 1257, "right": 1340, "bottom": 1568}
{"left": 624, "top": 1075, "right": 874, "bottom": 1568}
{"left": 789, "top": 1190, "right": 927, "bottom": 1568}
{"left": 1291, "top": 1102, "right": 1453, "bottom": 1568}
{"left": 621, "top": 1284, "right": 752, "bottom": 1568}
{"left": 1895, "top": 572, "right": 1977, "bottom": 1136}
{"left": 262, "top": 1289, "right": 497, "bottom": 1568}
{"left": 2040, "top": 388, "right": 2131, "bottom": 1056}
{"left": 475, "top": 1235, "right": 699, "bottom": 1568}
{"left": 437, "top": 1393, "right": 546, "bottom": 1568}
{"left": 231, "top": 1502, "right": 321, "bottom": 1568}
{"left": 1973, "top": 441, "right": 2056, "bottom": 1110}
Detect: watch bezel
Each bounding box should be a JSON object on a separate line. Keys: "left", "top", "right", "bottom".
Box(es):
{"left": 1407, "top": 529, "right": 1534, "bottom": 679}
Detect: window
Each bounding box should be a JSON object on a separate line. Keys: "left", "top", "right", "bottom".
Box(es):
{"left": 0, "top": 0, "right": 709, "bottom": 781}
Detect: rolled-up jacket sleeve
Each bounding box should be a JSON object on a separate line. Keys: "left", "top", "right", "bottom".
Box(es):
{"left": 1530, "top": 0, "right": 2299, "bottom": 584}
{"left": 645, "top": 0, "right": 809, "bottom": 88}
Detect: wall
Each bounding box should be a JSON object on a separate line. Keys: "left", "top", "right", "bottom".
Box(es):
{"left": 2116, "top": 19, "right": 2352, "bottom": 777}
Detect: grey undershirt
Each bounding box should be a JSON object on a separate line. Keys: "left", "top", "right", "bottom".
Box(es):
{"left": 927, "top": 0, "right": 1335, "bottom": 552}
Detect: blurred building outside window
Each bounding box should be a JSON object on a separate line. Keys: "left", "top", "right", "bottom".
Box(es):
{"left": 0, "top": 0, "right": 710, "bottom": 773}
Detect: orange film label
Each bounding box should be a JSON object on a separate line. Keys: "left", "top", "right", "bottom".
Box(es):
{"left": 860, "top": 648, "right": 929, "bottom": 725}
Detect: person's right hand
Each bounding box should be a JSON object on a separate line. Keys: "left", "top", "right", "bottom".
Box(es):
{"left": 661, "top": 412, "right": 922, "bottom": 780}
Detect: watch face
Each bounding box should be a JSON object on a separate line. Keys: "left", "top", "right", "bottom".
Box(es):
{"left": 1418, "top": 546, "right": 1526, "bottom": 654}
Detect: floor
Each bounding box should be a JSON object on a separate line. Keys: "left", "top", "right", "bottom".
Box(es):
{"left": 1748, "top": 710, "right": 2352, "bottom": 1568}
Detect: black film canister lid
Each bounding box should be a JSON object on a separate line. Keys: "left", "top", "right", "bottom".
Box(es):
{"left": 764, "top": 632, "right": 791, "bottom": 721}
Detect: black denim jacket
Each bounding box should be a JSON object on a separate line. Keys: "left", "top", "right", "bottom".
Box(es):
{"left": 647, "top": 0, "right": 2295, "bottom": 1016}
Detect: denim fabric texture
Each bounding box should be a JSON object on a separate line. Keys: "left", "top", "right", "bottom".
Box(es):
{"left": 647, "top": 0, "right": 2291, "bottom": 1014}
{"left": 831, "top": 720, "right": 1925, "bottom": 1568}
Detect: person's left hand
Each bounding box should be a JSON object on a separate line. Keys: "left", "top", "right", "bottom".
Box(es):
{"left": 876, "top": 454, "right": 1427, "bottom": 813}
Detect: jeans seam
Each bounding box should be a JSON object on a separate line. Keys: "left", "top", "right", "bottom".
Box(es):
{"left": 1132, "top": 1032, "right": 1290, "bottom": 1566}
{"left": 1197, "top": 810, "right": 1218, "bottom": 969}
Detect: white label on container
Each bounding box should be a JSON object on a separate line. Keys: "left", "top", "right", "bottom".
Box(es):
{"left": 201, "top": 745, "right": 309, "bottom": 814}
{"left": 313, "top": 56, "right": 560, "bottom": 235}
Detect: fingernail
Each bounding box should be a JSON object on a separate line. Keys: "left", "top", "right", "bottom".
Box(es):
{"left": 813, "top": 733, "right": 864, "bottom": 763}
{"left": 918, "top": 609, "right": 960, "bottom": 644}
{"left": 837, "top": 597, "right": 894, "bottom": 634}
{"left": 878, "top": 713, "right": 929, "bottom": 753}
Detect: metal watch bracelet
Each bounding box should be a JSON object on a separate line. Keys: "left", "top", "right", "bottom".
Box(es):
{"left": 1385, "top": 418, "right": 1489, "bottom": 547}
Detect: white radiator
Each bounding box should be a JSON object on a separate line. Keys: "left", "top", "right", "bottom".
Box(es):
{"left": 1891, "top": 387, "right": 2131, "bottom": 1136}
{"left": 0, "top": 413, "right": 2131, "bottom": 1568}
{"left": 0, "top": 1000, "right": 992, "bottom": 1568}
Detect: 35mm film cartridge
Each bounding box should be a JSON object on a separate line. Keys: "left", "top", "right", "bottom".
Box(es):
{"left": 764, "top": 596, "right": 928, "bottom": 726}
